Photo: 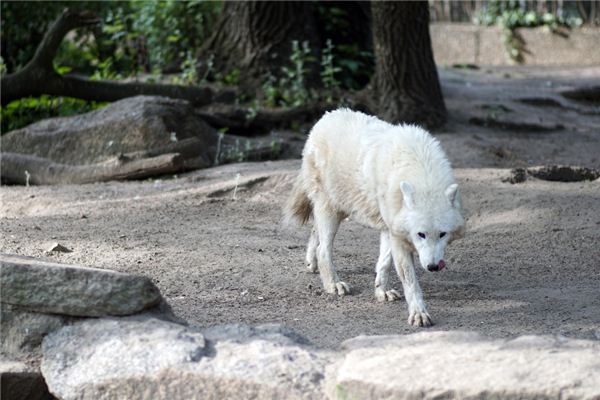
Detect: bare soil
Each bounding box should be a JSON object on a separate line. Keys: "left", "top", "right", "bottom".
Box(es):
{"left": 1, "top": 66, "right": 599, "bottom": 349}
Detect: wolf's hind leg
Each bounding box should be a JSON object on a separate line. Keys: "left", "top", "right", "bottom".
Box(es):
{"left": 313, "top": 200, "right": 351, "bottom": 295}
{"left": 306, "top": 227, "right": 318, "bottom": 273}
{"left": 374, "top": 231, "right": 401, "bottom": 302}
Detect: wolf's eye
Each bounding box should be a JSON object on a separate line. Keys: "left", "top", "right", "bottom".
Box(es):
{"left": 440, "top": 232, "right": 447, "bottom": 238}
{"left": 417, "top": 232, "right": 426, "bottom": 239}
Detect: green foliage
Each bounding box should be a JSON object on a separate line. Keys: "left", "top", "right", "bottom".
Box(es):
{"left": 0, "top": 1, "right": 110, "bottom": 73}
{"left": 259, "top": 39, "right": 349, "bottom": 108}
{"left": 320, "top": 39, "right": 342, "bottom": 99}
{"left": 1, "top": 1, "right": 220, "bottom": 76}
{"left": 130, "top": 1, "right": 220, "bottom": 72}
{"left": 261, "top": 74, "right": 280, "bottom": 108}
{"left": 316, "top": 4, "right": 374, "bottom": 90}
{"left": 1, "top": 1, "right": 221, "bottom": 132}
{"left": 279, "top": 40, "right": 315, "bottom": 107}
{"left": 474, "top": 1, "right": 582, "bottom": 30}
{"left": 257, "top": 40, "right": 315, "bottom": 108}
{"left": 474, "top": 0, "right": 582, "bottom": 63}
{"left": 172, "top": 51, "right": 199, "bottom": 85}
{"left": 0, "top": 57, "right": 7, "bottom": 77}
{"left": 220, "top": 69, "right": 241, "bottom": 86}
{"left": 1, "top": 96, "right": 107, "bottom": 133}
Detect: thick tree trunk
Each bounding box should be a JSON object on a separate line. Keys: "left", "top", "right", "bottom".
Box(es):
{"left": 202, "top": 1, "right": 320, "bottom": 87}
{"left": 371, "top": 2, "right": 447, "bottom": 129}
{"left": 0, "top": 9, "right": 213, "bottom": 106}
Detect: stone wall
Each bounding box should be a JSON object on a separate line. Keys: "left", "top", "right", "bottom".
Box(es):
{"left": 430, "top": 23, "right": 600, "bottom": 66}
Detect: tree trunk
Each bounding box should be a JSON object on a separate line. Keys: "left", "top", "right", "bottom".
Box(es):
{"left": 201, "top": 1, "right": 320, "bottom": 87}
{"left": 371, "top": 1, "right": 447, "bottom": 129}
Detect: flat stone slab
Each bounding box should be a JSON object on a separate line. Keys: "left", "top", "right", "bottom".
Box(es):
{"left": 0, "top": 254, "right": 161, "bottom": 317}
{"left": 41, "top": 318, "right": 329, "bottom": 400}
{"left": 326, "top": 331, "right": 600, "bottom": 400}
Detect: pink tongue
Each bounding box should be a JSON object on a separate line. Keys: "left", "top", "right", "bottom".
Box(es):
{"left": 438, "top": 260, "right": 446, "bottom": 270}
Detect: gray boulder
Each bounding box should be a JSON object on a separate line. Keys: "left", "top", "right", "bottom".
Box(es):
{"left": 326, "top": 331, "right": 600, "bottom": 400}
{"left": 0, "top": 303, "right": 70, "bottom": 359}
{"left": 41, "top": 318, "right": 330, "bottom": 400}
{"left": 0, "top": 254, "right": 162, "bottom": 317}
{"left": 1, "top": 95, "right": 217, "bottom": 166}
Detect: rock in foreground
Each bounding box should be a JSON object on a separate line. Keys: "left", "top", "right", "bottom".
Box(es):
{"left": 326, "top": 331, "right": 600, "bottom": 399}
{"left": 41, "top": 318, "right": 329, "bottom": 400}
{"left": 0, "top": 254, "right": 161, "bottom": 317}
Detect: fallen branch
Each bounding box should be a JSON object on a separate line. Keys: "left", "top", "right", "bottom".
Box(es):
{"left": 197, "top": 102, "right": 336, "bottom": 135}
{"left": 1, "top": 152, "right": 184, "bottom": 185}
{"left": 1, "top": 9, "right": 213, "bottom": 106}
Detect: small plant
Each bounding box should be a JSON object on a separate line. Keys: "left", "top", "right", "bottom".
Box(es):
{"left": 199, "top": 54, "right": 214, "bottom": 84}
{"left": 221, "top": 68, "right": 241, "bottom": 86}
{"left": 0, "top": 56, "right": 7, "bottom": 77}
{"left": 262, "top": 73, "right": 280, "bottom": 108}
{"left": 279, "top": 40, "right": 314, "bottom": 107}
{"left": 270, "top": 139, "right": 282, "bottom": 158}
{"left": 175, "top": 50, "right": 199, "bottom": 85}
{"left": 320, "top": 39, "right": 342, "bottom": 101}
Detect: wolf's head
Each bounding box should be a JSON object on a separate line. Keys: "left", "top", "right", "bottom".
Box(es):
{"left": 393, "top": 181, "right": 465, "bottom": 272}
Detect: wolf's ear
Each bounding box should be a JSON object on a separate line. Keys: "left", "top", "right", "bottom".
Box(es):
{"left": 400, "top": 181, "right": 415, "bottom": 209}
{"left": 445, "top": 184, "right": 459, "bottom": 207}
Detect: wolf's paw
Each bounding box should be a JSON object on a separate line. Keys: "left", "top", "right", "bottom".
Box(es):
{"left": 375, "top": 288, "right": 401, "bottom": 302}
{"left": 306, "top": 262, "right": 318, "bottom": 274}
{"left": 408, "top": 310, "right": 433, "bottom": 327}
{"left": 325, "top": 281, "right": 352, "bottom": 296}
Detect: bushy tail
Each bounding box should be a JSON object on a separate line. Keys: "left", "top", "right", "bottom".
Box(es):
{"left": 283, "top": 176, "right": 312, "bottom": 226}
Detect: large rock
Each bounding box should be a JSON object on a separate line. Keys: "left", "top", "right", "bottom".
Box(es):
{"left": 1, "top": 96, "right": 217, "bottom": 165}
{"left": 0, "top": 303, "right": 70, "bottom": 359}
{"left": 41, "top": 318, "right": 330, "bottom": 400}
{"left": 326, "top": 331, "right": 600, "bottom": 400}
{"left": 0, "top": 254, "right": 162, "bottom": 317}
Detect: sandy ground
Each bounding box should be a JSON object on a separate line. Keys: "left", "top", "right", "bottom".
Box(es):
{"left": 1, "top": 66, "right": 599, "bottom": 349}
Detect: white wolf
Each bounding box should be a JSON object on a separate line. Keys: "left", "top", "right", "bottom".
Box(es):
{"left": 284, "top": 109, "right": 465, "bottom": 327}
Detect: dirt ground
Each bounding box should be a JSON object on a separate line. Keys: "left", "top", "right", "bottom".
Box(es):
{"left": 1, "top": 66, "right": 599, "bottom": 349}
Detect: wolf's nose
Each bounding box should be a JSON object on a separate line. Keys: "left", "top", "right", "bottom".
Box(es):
{"left": 427, "top": 264, "right": 439, "bottom": 272}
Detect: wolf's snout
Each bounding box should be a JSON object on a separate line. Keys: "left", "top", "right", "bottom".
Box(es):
{"left": 427, "top": 260, "right": 446, "bottom": 272}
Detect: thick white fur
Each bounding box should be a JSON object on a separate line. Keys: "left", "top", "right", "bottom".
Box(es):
{"left": 284, "top": 109, "right": 465, "bottom": 327}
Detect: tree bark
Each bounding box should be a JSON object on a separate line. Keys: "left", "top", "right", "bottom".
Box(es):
{"left": 371, "top": 2, "right": 447, "bottom": 129}
{"left": 0, "top": 9, "right": 213, "bottom": 106}
{"left": 201, "top": 1, "right": 320, "bottom": 87}
{"left": 1, "top": 152, "right": 184, "bottom": 185}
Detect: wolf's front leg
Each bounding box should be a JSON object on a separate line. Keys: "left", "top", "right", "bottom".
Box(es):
{"left": 306, "top": 228, "right": 319, "bottom": 273}
{"left": 313, "top": 200, "right": 351, "bottom": 295}
{"left": 391, "top": 237, "right": 432, "bottom": 327}
{"left": 374, "top": 231, "right": 401, "bottom": 302}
